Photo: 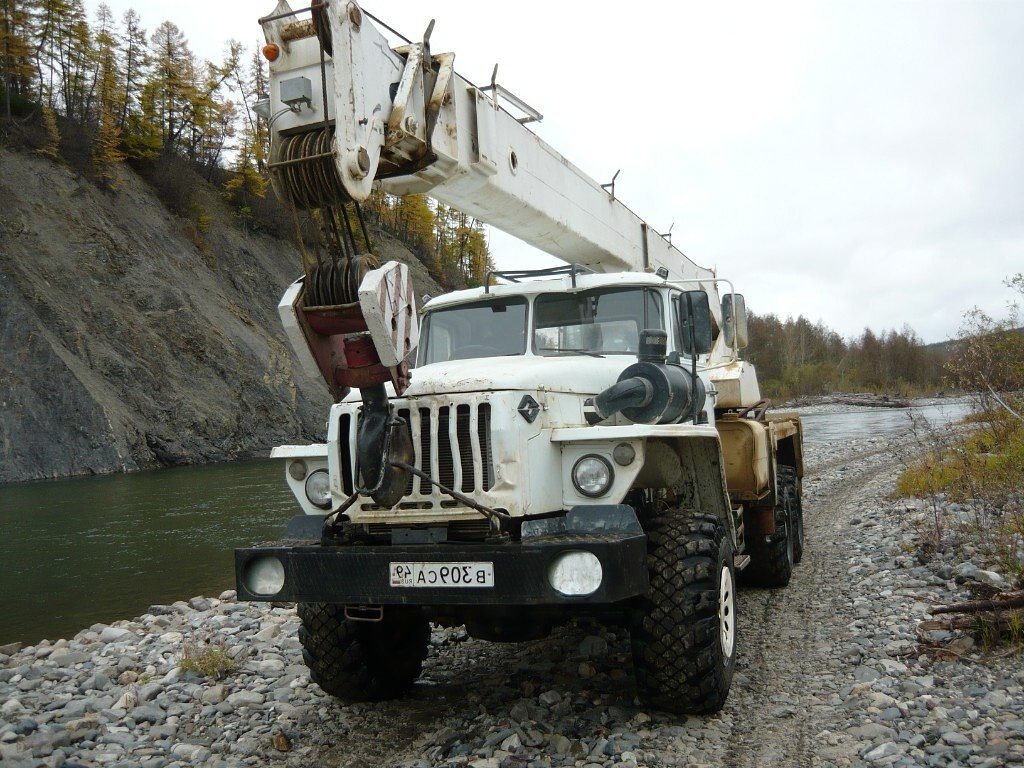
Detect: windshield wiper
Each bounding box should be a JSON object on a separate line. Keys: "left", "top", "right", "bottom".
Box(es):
{"left": 539, "top": 347, "right": 605, "bottom": 358}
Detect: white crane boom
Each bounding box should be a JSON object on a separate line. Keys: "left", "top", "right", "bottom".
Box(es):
{"left": 260, "top": 0, "right": 715, "bottom": 284}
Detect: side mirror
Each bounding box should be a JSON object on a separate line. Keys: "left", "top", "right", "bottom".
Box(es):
{"left": 676, "top": 291, "right": 713, "bottom": 356}
{"left": 721, "top": 293, "right": 749, "bottom": 350}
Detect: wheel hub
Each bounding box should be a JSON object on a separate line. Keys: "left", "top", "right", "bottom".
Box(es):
{"left": 719, "top": 565, "right": 735, "bottom": 658}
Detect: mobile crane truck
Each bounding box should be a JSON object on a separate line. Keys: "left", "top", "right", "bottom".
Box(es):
{"left": 235, "top": 0, "right": 805, "bottom": 714}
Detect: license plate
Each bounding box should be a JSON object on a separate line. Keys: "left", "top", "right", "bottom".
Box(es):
{"left": 389, "top": 561, "right": 494, "bottom": 588}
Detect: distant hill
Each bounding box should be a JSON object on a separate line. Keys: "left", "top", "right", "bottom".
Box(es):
{"left": 0, "top": 148, "right": 442, "bottom": 483}
{"left": 924, "top": 327, "right": 1024, "bottom": 359}
{"left": 923, "top": 339, "right": 958, "bottom": 358}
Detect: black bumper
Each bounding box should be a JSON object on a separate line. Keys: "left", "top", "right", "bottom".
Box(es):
{"left": 235, "top": 507, "right": 648, "bottom": 606}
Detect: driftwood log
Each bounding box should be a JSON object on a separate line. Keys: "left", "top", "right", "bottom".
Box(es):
{"left": 834, "top": 396, "right": 912, "bottom": 409}
{"left": 932, "top": 592, "right": 1024, "bottom": 615}
{"left": 919, "top": 590, "right": 1024, "bottom": 635}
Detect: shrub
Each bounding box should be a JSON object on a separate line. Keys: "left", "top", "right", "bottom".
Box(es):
{"left": 132, "top": 153, "right": 203, "bottom": 217}
{"left": 897, "top": 275, "right": 1024, "bottom": 588}
{"left": 179, "top": 636, "right": 236, "bottom": 679}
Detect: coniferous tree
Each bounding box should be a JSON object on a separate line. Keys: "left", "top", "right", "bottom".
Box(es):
{"left": 117, "top": 8, "right": 144, "bottom": 129}
{"left": 38, "top": 101, "right": 58, "bottom": 155}
{"left": 223, "top": 46, "right": 267, "bottom": 229}
{"left": 227, "top": 47, "right": 268, "bottom": 170}
{"left": 31, "top": 0, "right": 66, "bottom": 105}
{"left": 189, "top": 44, "right": 240, "bottom": 172}
{"left": 56, "top": 0, "right": 91, "bottom": 122}
{"left": 1, "top": 0, "right": 35, "bottom": 119}
{"left": 91, "top": 4, "right": 123, "bottom": 186}
{"left": 147, "top": 20, "right": 190, "bottom": 151}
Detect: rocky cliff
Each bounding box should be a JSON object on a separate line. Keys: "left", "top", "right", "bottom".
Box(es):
{"left": 0, "top": 149, "right": 441, "bottom": 483}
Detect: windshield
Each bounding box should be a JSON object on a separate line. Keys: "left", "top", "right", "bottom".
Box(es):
{"left": 534, "top": 288, "right": 664, "bottom": 356}
{"left": 418, "top": 297, "right": 528, "bottom": 365}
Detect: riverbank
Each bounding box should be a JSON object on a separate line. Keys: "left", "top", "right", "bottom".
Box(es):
{"left": 781, "top": 394, "right": 969, "bottom": 415}
{"left": 2, "top": 433, "right": 1022, "bottom": 767}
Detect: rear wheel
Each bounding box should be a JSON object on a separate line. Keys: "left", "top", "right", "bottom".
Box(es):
{"left": 631, "top": 512, "right": 736, "bottom": 714}
{"left": 787, "top": 467, "right": 805, "bottom": 564}
{"left": 743, "top": 464, "right": 798, "bottom": 587}
{"left": 297, "top": 603, "right": 430, "bottom": 702}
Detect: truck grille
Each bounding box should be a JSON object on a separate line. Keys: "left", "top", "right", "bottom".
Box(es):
{"left": 337, "top": 403, "right": 494, "bottom": 500}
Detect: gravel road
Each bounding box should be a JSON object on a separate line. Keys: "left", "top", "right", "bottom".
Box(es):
{"left": 2, "top": 432, "right": 1022, "bottom": 768}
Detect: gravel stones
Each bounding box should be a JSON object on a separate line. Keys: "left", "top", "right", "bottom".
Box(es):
{"left": 97, "top": 627, "right": 133, "bottom": 644}
{"left": 225, "top": 690, "right": 265, "bottom": 708}
{"left": 201, "top": 684, "right": 226, "bottom": 705}
{"left": 577, "top": 636, "right": 609, "bottom": 659}
{"left": 48, "top": 651, "right": 90, "bottom": 667}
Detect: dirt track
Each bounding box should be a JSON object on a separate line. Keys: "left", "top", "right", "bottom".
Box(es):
{"left": 302, "top": 436, "right": 902, "bottom": 768}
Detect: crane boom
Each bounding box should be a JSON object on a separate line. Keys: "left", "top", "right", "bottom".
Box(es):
{"left": 260, "top": 0, "right": 714, "bottom": 283}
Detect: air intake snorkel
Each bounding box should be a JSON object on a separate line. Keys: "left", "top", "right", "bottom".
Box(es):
{"left": 586, "top": 328, "right": 706, "bottom": 426}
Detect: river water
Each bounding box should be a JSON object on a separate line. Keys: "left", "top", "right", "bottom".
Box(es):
{"left": 0, "top": 400, "right": 973, "bottom": 646}
{"left": 798, "top": 400, "right": 974, "bottom": 443}
{"left": 0, "top": 460, "right": 294, "bottom": 646}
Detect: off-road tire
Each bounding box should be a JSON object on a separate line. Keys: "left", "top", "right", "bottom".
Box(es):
{"left": 787, "top": 466, "right": 805, "bottom": 564}
{"left": 297, "top": 603, "right": 430, "bottom": 702}
{"left": 631, "top": 513, "right": 737, "bottom": 714}
{"left": 743, "top": 464, "right": 798, "bottom": 587}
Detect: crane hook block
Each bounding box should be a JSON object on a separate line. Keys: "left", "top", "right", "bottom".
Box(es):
{"left": 277, "top": 261, "right": 418, "bottom": 401}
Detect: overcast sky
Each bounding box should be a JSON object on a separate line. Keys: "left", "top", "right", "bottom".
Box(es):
{"left": 86, "top": 0, "right": 1023, "bottom": 343}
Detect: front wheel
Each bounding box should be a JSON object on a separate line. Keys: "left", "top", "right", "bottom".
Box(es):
{"left": 297, "top": 603, "right": 430, "bottom": 702}
{"left": 631, "top": 512, "right": 736, "bottom": 714}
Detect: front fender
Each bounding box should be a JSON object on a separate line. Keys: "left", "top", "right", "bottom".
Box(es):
{"left": 270, "top": 444, "right": 331, "bottom": 516}
{"left": 551, "top": 424, "right": 735, "bottom": 543}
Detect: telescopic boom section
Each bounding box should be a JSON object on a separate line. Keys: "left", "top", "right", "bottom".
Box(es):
{"left": 260, "top": 0, "right": 715, "bottom": 283}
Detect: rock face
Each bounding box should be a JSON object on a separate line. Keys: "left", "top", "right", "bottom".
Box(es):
{"left": 0, "top": 149, "right": 441, "bottom": 483}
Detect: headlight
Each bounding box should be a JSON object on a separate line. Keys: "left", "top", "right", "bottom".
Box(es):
{"left": 572, "top": 455, "right": 613, "bottom": 497}
{"left": 304, "top": 469, "right": 332, "bottom": 508}
{"left": 548, "top": 551, "right": 603, "bottom": 596}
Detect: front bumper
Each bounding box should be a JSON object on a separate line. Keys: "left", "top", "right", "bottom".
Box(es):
{"left": 235, "top": 506, "right": 648, "bottom": 606}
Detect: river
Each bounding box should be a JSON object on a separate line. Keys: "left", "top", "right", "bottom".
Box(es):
{"left": 0, "top": 460, "right": 294, "bottom": 647}
{"left": 798, "top": 399, "right": 974, "bottom": 443}
{"left": 0, "top": 400, "right": 973, "bottom": 646}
